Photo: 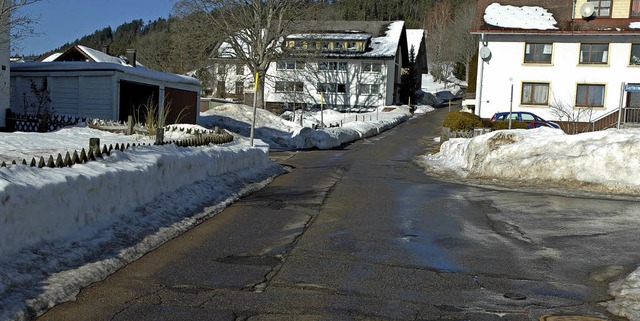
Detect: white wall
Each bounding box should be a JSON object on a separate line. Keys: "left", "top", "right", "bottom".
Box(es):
{"left": 11, "top": 74, "right": 116, "bottom": 120}
{"left": 476, "top": 34, "right": 640, "bottom": 122}
{"left": 262, "top": 59, "right": 392, "bottom": 108}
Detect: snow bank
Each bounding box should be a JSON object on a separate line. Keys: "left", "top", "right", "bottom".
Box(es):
{"left": 0, "top": 141, "right": 286, "bottom": 321}
{"left": 419, "top": 127, "right": 640, "bottom": 196}
{"left": 609, "top": 270, "right": 640, "bottom": 321}
{"left": 0, "top": 142, "right": 278, "bottom": 256}
{"left": 201, "top": 104, "right": 414, "bottom": 150}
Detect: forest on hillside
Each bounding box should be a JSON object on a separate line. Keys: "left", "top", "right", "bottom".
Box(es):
{"left": 37, "top": 0, "right": 475, "bottom": 80}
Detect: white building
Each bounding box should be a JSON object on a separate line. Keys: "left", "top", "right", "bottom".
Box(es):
{"left": 470, "top": 0, "right": 640, "bottom": 131}
{"left": 210, "top": 21, "right": 414, "bottom": 113}
{"left": 0, "top": 2, "right": 10, "bottom": 130}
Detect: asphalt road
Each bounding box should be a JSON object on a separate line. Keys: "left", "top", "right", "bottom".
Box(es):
{"left": 37, "top": 107, "right": 640, "bottom": 320}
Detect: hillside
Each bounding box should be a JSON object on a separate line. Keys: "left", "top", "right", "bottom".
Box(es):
{"left": 35, "top": 0, "right": 470, "bottom": 74}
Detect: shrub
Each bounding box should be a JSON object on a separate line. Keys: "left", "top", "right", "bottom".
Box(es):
{"left": 442, "top": 111, "right": 483, "bottom": 131}
{"left": 490, "top": 120, "right": 529, "bottom": 130}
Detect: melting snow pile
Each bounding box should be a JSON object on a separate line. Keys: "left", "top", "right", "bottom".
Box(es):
{"left": 199, "top": 103, "right": 414, "bottom": 150}
{"left": 420, "top": 127, "right": 640, "bottom": 196}
{"left": 0, "top": 126, "right": 286, "bottom": 321}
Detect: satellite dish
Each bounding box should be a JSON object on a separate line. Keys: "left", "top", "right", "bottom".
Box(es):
{"left": 580, "top": 2, "right": 595, "bottom": 19}
{"left": 479, "top": 46, "right": 491, "bottom": 61}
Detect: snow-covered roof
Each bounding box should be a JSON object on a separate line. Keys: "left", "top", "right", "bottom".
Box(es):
{"left": 11, "top": 61, "right": 200, "bottom": 87}
{"left": 41, "top": 53, "right": 62, "bottom": 62}
{"left": 286, "top": 33, "right": 372, "bottom": 41}
{"left": 472, "top": 0, "right": 640, "bottom": 34}
{"left": 362, "top": 21, "right": 404, "bottom": 58}
{"left": 484, "top": 3, "right": 558, "bottom": 30}
{"left": 76, "top": 45, "right": 130, "bottom": 65}
{"left": 406, "top": 29, "right": 425, "bottom": 54}
{"left": 216, "top": 21, "right": 406, "bottom": 60}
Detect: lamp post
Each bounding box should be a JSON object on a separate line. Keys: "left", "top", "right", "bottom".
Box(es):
{"left": 320, "top": 92, "right": 324, "bottom": 129}
{"left": 509, "top": 78, "right": 514, "bottom": 130}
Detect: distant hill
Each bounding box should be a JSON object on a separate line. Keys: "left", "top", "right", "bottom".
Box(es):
{"left": 33, "top": 0, "right": 468, "bottom": 74}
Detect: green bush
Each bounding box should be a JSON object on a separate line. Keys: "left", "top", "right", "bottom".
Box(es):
{"left": 490, "top": 120, "right": 529, "bottom": 130}
{"left": 442, "top": 111, "right": 483, "bottom": 131}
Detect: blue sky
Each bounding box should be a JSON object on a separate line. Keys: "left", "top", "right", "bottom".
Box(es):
{"left": 15, "top": 0, "right": 175, "bottom": 56}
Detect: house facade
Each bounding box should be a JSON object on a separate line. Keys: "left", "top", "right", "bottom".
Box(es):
{"left": 0, "top": 2, "right": 10, "bottom": 130}
{"left": 11, "top": 45, "right": 201, "bottom": 125}
{"left": 209, "top": 21, "right": 411, "bottom": 113}
{"left": 470, "top": 0, "right": 640, "bottom": 130}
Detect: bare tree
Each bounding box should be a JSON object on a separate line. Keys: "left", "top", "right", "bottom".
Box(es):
{"left": 449, "top": 0, "right": 477, "bottom": 83}
{"left": 174, "top": 0, "right": 305, "bottom": 109}
{"left": 425, "top": 0, "right": 454, "bottom": 83}
{"left": 549, "top": 97, "right": 594, "bottom": 134}
{"left": 1, "top": 0, "right": 42, "bottom": 52}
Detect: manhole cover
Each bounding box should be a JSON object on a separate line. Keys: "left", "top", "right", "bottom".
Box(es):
{"left": 540, "top": 316, "right": 608, "bottom": 321}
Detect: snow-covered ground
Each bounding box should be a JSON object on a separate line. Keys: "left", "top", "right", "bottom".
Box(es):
{"left": 418, "top": 126, "right": 640, "bottom": 320}
{"left": 199, "top": 103, "right": 417, "bottom": 150}
{"left": 0, "top": 103, "right": 427, "bottom": 321}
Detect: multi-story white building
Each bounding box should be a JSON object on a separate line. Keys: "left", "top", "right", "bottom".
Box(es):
{"left": 211, "top": 21, "right": 418, "bottom": 113}
{"left": 470, "top": 0, "right": 640, "bottom": 131}
{"left": 0, "top": 2, "right": 10, "bottom": 130}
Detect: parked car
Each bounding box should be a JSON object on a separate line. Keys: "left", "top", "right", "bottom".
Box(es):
{"left": 433, "top": 90, "right": 463, "bottom": 108}
{"left": 415, "top": 90, "right": 444, "bottom": 107}
{"left": 435, "top": 90, "right": 462, "bottom": 102}
{"left": 490, "top": 111, "right": 560, "bottom": 129}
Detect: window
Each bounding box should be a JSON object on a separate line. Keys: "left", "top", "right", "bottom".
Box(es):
{"left": 588, "top": 0, "right": 611, "bottom": 17}
{"left": 579, "top": 43, "right": 609, "bottom": 64}
{"left": 217, "top": 64, "right": 227, "bottom": 75}
{"left": 277, "top": 61, "right": 304, "bottom": 70}
{"left": 359, "top": 84, "right": 380, "bottom": 95}
{"left": 216, "top": 82, "right": 226, "bottom": 96}
{"left": 524, "top": 43, "right": 553, "bottom": 64}
{"left": 362, "top": 62, "right": 382, "bottom": 72}
{"left": 632, "top": 0, "right": 640, "bottom": 16}
{"left": 235, "top": 64, "right": 244, "bottom": 75}
{"left": 317, "top": 83, "right": 346, "bottom": 93}
{"left": 631, "top": 44, "right": 640, "bottom": 65}
{"left": 521, "top": 83, "right": 549, "bottom": 105}
{"left": 347, "top": 42, "right": 358, "bottom": 50}
{"left": 275, "top": 81, "right": 304, "bottom": 93}
{"left": 576, "top": 84, "right": 605, "bottom": 107}
{"left": 235, "top": 81, "right": 244, "bottom": 95}
{"left": 334, "top": 41, "right": 344, "bottom": 50}
{"left": 318, "top": 61, "right": 347, "bottom": 71}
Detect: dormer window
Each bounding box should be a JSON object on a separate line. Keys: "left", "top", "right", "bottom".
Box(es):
{"left": 362, "top": 62, "right": 382, "bottom": 72}
{"left": 587, "top": 0, "right": 611, "bottom": 17}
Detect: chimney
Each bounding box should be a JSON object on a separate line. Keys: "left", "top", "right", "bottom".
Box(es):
{"left": 126, "top": 49, "right": 137, "bottom": 67}
{"left": 101, "top": 45, "right": 109, "bottom": 55}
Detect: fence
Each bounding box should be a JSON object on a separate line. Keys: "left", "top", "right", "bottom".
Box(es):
{"left": 0, "top": 130, "right": 235, "bottom": 170}
{"left": 5, "top": 109, "right": 87, "bottom": 133}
